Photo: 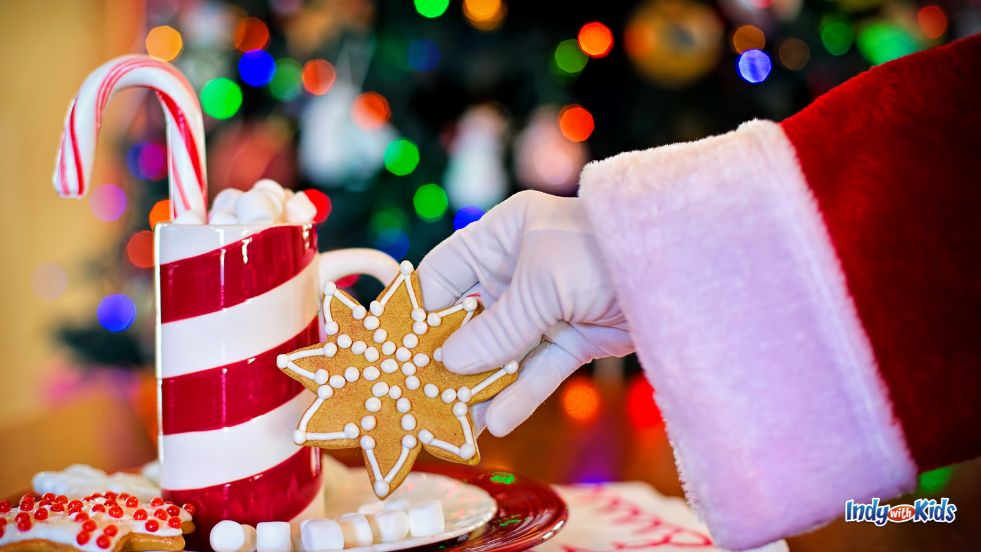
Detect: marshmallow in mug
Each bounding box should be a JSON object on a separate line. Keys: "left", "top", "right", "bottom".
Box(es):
{"left": 207, "top": 179, "right": 323, "bottom": 225}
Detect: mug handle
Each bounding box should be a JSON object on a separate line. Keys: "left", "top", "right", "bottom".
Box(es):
{"left": 317, "top": 248, "right": 400, "bottom": 289}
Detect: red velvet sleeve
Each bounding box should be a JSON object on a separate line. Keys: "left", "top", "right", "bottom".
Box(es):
{"left": 781, "top": 34, "right": 981, "bottom": 471}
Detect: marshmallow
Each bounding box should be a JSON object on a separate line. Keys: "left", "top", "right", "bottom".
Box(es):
{"left": 285, "top": 190, "right": 317, "bottom": 224}
{"left": 408, "top": 500, "right": 445, "bottom": 537}
{"left": 299, "top": 519, "right": 344, "bottom": 551}
{"left": 212, "top": 188, "right": 244, "bottom": 213}
{"left": 367, "top": 509, "right": 410, "bottom": 543}
{"left": 256, "top": 521, "right": 292, "bottom": 552}
{"left": 337, "top": 513, "right": 373, "bottom": 548}
{"left": 172, "top": 209, "right": 206, "bottom": 225}
{"left": 209, "top": 210, "right": 239, "bottom": 225}
{"left": 211, "top": 520, "right": 257, "bottom": 552}
{"left": 253, "top": 178, "right": 287, "bottom": 203}
{"left": 357, "top": 501, "right": 384, "bottom": 516}
{"left": 384, "top": 498, "right": 411, "bottom": 511}
{"left": 236, "top": 189, "right": 283, "bottom": 224}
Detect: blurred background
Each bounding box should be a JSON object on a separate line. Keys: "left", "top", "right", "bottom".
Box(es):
{"left": 1, "top": 0, "right": 979, "bottom": 546}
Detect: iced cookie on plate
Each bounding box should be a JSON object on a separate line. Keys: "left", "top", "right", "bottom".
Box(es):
{"left": 278, "top": 260, "right": 519, "bottom": 498}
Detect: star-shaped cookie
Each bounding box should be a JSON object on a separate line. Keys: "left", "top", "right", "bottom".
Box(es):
{"left": 277, "top": 260, "right": 518, "bottom": 498}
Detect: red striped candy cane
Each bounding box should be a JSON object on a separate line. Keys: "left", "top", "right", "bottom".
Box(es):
{"left": 53, "top": 55, "right": 208, "bottom": 221}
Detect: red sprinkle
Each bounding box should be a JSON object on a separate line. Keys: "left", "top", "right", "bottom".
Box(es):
{"left": 181, "top": 503, "right": 196, "bottom": 516}
{"left": 103, "top": 524, "right": 118, "bottom": 536}
{"left": 154, "top": 508, "right": 168, "bottom": 520}
{"left": 74, "top": 512, "right": 89, "bottom": 522}
{"left": 41, "top": 493, "right": 55, "bottom": 502}
{"left": 91, "top": 493, "right": 103, "bottom": 499}
{"left": 104, "top": 492, "right": 117, "bottom": 500}
{"left": 145, "top": 519, "right": 159, "bottom": 532}
{"left": 50, "top": 502, "right": 65, "bottom": 512}
{"left": 150, "top": 497, "right": 164, "bottom": 507}
{"left": 67, "top": 500, "right": 84, "bottom": 513}
{"left": 16, "top": 517, "right": 31, "bottom": 531}
{"left": 133, "top": 509, "right": 148, "bottom": 520}
{"left": 91, "top": 504, "right": 106, "bottom": 513}
{"left": 97, "top": 534, "right": 112, "bottom": 549}
{"left": 0, "top": 500, "right": 9, "bottom": 513}
{"left": 56, "top": 495, "right": 68, "bottom": 503}
{"left": 77, "top": 531, "right": 91, "bottom": 545}
{"left": 126, "top": 496, "right": 139, "bottom": 508}
{"left": 14, "top": 512, "right": 30, "bottom": 524}
{"left": 19, "top": 498, "right": 34, "bottom": 511}
{"left": 82, "top": 519, "right": 97, "bottom": 532}
{"left": 168, "top": 516, "right": 182, "bottom": 529}
{"left": 33, "top": 507, "right": 48, "bottom": 520}
{"left": 166, "top": 505, "right": 180, "bottom": 517}
{"left": 118, "top": 493, "right": 129, "bottom": 500}
{"left": 108, "top": 506, "right": 124, "bottom": 518}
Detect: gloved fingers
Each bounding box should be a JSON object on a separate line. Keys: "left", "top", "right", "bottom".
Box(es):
{"left": 416, "top": 232, "right": 483, "bottom": 311}
{"left": 469, "top": 400, "right": 490, "bottom": 437}
{"left": 441, "top": 281, "right": 555, "bottom": 374}
{"left": 483, "top": 339, "right": 583, "bottom": 437}
{"left": 546, "top": 322, "right": 635, "bottom": 360}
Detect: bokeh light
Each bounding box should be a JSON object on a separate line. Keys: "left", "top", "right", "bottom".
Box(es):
{"left": 335, "top": 274, "right": 360, "bottom": 288}
{"left": 578, "top": 22, "right": 613, "bottom": 58}
{"left": 453, "top": 206, "right": 485, "bottom": 230}
{"left": 415, "top": 0, "right": 449, "bottom": 19}
{"left": 303, "top": 189, "right": 333, "bottom": 223}
{"left": 97, "top": 294, "right": 137, "bottom": 332}
{"left": 737, "top": 49, "right": 772, "bottom": 84}
{"left": 408, "top": 39, "right": 441, "bottom": 72}
{"left": 302, "top": 59, "right": 336, "bottom": 95}
{"left": 234, "top": 17, "right": 269, "bottom": 52}
{"left": 413, "top": 183, "right": 449, "bottom": 221}
{"left": 731, "top": 24, "right": 765, "bottom": 54}
{"left": 778, "top": 38, "right": 810, "bottom": 71}
{"left": 558, "top": 105, "right": 594, "bottom": 143}
{"left": 200, "top": 78, "right": 243, "bottom": 119}
{"left": 89, "top": 184, "right": 127, "bottom": 222}
{"left": 374, "top": 229, "right": 410, "bottom": 260}
{"left": 149, "top": 199, "right": 171, "bottom": 228}
{"left": 384, "top": 139, "right": 421, "bottom": 176}
{"left": 269, "top": 58, "right": 303, "bottom": 100}
{"left": 127, "top": 142, "right": 167, "bottom": 181}
{"left": 626, "top": 376, "right": 662, "bottom": 428}
{"left": 351, "top": 92, "right": 392, "bottom": 130}
{"left": 126, "top": 231, "right": 155, "bottom": 269}
{"left": 145, "top": 25, "right": 183, "bottom": 61}
{"left": 554, "top": 39, "right": 588, "bottom": 75}
{"left": 918, "top": 466, "right": 953, "bottom": 494}
{"left": 857, "top": 22, "right": 920, "bottom": 66}
{"left": 561, "top": 377, "right": 600, "bottom": 423}
{"left": 464, "top": 0, "right": 506, "bottom": 31}
{"left": 917, "top": 6, "right": 947, "bottom": 40}
{"left": 31, "top": 262, "right": 67, "bottom": 301}
{"left": 820, "top": 15, "right": 854, "bottom": 56}
{"left": 239, "top": 50, "right": 276, "bottom": 87}
{"left": 371, "top": 208, "right": 410, "bottom": 259}
{"left": 370, "top": 208, "right": 408, "bottom": 237}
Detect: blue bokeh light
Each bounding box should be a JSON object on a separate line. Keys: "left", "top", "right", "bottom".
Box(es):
{"left": 238, "top": 50, "right": 276, "bottom": 87}
{"left": 374, "top": 229, "right": 410, "bottom": 260}
{"left": 453, "top": 206, "right": 485, "bottom": 231}
{"left": 737, "top": 49, "right": 772, "bottom": 84}
{"left": 408, "top": 39, "right": 441, "bottom": 72}
{"left": 97, "top": 294, "right": 137, "bottom": 332}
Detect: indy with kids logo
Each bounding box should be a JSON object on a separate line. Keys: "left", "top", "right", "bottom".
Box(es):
{"left": 846, "top": 498, "right": 957, "bottom": 526}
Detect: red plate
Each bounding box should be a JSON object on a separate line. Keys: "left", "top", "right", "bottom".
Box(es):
{"left": 410, "top": 463, "right": 568, "bottom": 551}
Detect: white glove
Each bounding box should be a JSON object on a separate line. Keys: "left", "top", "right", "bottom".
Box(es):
{"left": 417, "top": 190, "right": 634, "bottom": 436}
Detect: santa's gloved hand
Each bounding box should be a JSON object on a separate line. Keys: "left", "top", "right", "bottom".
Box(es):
{"left": 417, "top": 190, "right": 634, "bottom": 436}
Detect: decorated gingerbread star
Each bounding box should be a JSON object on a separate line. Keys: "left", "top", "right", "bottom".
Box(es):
{"left": 277, "top": 260, "right": 518, "bottom": 498}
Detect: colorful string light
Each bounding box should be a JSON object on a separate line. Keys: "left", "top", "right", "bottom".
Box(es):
{"left": 554, "top": 39, "right": 588, "bottom": 75}
{"left": 820, "top": 15, "right": 854, "bottom": 56}
{"left": 97, "top": 294, "right": 137, "bottom": 332}
{"left": 413, "top": 183, "right": 449, "bottom": 221}
{"left": 126, "top": 231, "right": 155, "bottom": 269}
{"left": 731, "top": 24, "right": 765, "bottom": 54}
{"left": 408, "top": 39, "right": 441, "bottom": 72}
{"left": 578, "top": 22, "right": 613, "bottom": 58}
{"left": 561, "top": 377, "right": 601, "bottom": 423}
{"left": 737, "top": 49, "right": 772, "bottom": 84}
{"left": 917, "top": 6, "right": 947, "bottom": 40}
{"left": 127, "top": 142, "right": 167, "bottom": 181}
{"left": 148, "top": 199, "right": 171, "bottom": 229}
{"left": 302, "top": 59, "right": 336, "bottom": 95}
{"left": 778, "top": 38, "right": 810, "bottom": 71}
{"left": 89, "top": 184, "right": 127, "bottom": 222}
{"left": 414, "top": 0, "right": 449, "bottom": 19}
{"left": 200, "top": 78, "right": 243, "bottom": 120}
{"left": 463, "top": 0, "right": 506, "bottom": 31}
{"left": 234, "top": 17, "right": 269, "bottom": 52}
{"left": 239, "top": 50, "right": 276, "bottom": 87}
{"left": 270, "top": 58, "right": 303, "bottom": 100}
{"left": 626, "top": 376, "right": 662, "bottom": 428}
{"left": 558, "top": 105, "right": 595, "bottom": 143}
{"left": 31, "top": 262, "right": 68, "bottom": 301}
{"left": 857, "top": 22, "right": 920, "bottom": 66}
{"left": 351, "top": 92, "right": 392, "bottom": 130}
{"left": 145, "top": 25, "right": 183, "bottom": 61}
{"left": 452, "top": 206, "right": 485, "bottom": 230}
{"left": 383, "top": 139, "right": 420, "bottom": 176}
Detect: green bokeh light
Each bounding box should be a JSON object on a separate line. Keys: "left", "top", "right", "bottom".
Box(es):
{"left": 370, "top": 208, "right": 408, "bottom": 238}
{"left": 200, "top": 78, "right": 243, "bottom": 120}
{"left": 489, "top": 472, "right": 515, "bottom": 485}
{"left": 413, "top": 183, "right": 448, "bottom": 221}
{"left": 917, "top": 466, "right": 953, "bottom": 494}
{"left": 857, "top": 23, "right": 921, "bottom": 65}
{"left": 269, "top": 58, "right": 303, "bottom": 101}
{"left": 415, "top": 0, "right": 449, "bottom": 19}
{"left": 553, "top": 39, "right": 588, "bottom": 75}
{"left": 820, "top": 15, "right": 854, "bottom": 56}
{"left": 384, "top": 139, "right": 420, "bottom": 176}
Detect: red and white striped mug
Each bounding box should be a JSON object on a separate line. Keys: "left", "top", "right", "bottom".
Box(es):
{"left": 154, "top": 223, "right": 397, "bottom": 538}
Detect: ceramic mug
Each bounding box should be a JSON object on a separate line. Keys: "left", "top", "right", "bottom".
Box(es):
{"left": 153, "top": 223, "right": 398, "bottom": 537}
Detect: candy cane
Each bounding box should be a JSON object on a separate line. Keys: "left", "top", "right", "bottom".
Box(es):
{"left": 53, "top": 55, "right": 208, "bottom": 222}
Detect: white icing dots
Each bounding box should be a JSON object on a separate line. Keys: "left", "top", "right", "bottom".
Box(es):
{"left": 352, "top": 341, "right": 367, "bottom": 355}
{"left": 373, "top": 329, "right": 387, "bottom": 344}
{"left": 344, "top": 423, "right": 360, "bottom": 438}
{"left": 441, "top": 388, "right": 457, "bottom": 403}
{"left": 401, "top": 414, "right": 416, "bottom": 431}
{"left": 374, "top": 480, "right": 390, "bottom": 497}
{"left": 452, "top": 402, "right": 468, "bottom": 417}
{"left": 325, "top": 321, "right": 339, "bottom": 336}
{"left": 330, "top": 374, "right": 346, "bottom": 389}
{"left": 395, "top": 347, "right": 411, "bottom": 362}
{"left": 324, "top": 343, "right": 338, "bottom": 357}
{"left": 402, "top": 434, "right": 417, "bottom": 448}
{"left": 402, "top": 334, "right": 419, "bottom": 348}
{"left": 413, "top": 353, "right": 430, "bottom": 367}
{"left": 388, "top": 386, "right": 402, "bottom": 400}
{"left": 370, "top": 301, "right": 384, "bottom": 316}
{"left": 504, "top": 360, "right": 519, "bottom": 374}
{"left": 411, "top": 308, "right": 426, "bottom": 322}
{"left": 396, "top": 397, "right": 411, "bottom": 413}
{"left": 419, "top": 429, "right": 434, "bottom": 444}
{"left": 315, "top": 369, "right": 328, "bottom": 385}
{"left": 276, "top": 354, "right": 288, "bottom": 368}
{"left": 363, "top": 366, "right": 380, "bottom": 381}
{"left": 361, "top": 416, "right": 377, "bottom": 431}
{"left": 381, "top": 359, "right": 399, "bottom": 373}
{"left": 427, "top": 313, "right": 442, "bottom": 327}
{"left": 365, "top": 397, "right": 382, "bottom": 412}
{"left": 318, "top": 385, "right": 333, "bottom": 399}
{"left": 337, "top": 334, "right": 353, "bottom": 348}
{"left": 463, "top": 297, "right": 478, "bottom": 312}
{"left": 405, "top": 376, "right": 421, "bottom": 390}
{"left": 364, "top": 315, "right": 380, "bottom": 330}
{"left": 459, "top": 443, "right": 476, "bottom": 460}
{"left": 365, "top": 347, "right": 380, "bottom": 362}
{"left": 457, "top": 386, "right": 472, "bottom": 402}
{"left": 352, "top": 305, "right": 367, "bottom": 320}
{"left": 423, "top": 384, "right": 439, "bottom": 398}
{"left": 382, "top": 341, "right": 397, "bottom": 355}
{"left": 361, "top": 435, "right": 376, "bottom": 450}
{"left": 293, "top": 430, "right": 306, "bottom": 444}
{"left": 399, "top": 260, "right": 414, "bottom": 274}
{"left": 345, "top": 367, "right": 360, "bottom": 382}
{"left": 401, "top": 363, "right": 416, "bottom": 376}
{"left": 433, "top": 348, "right": 443, "bottom": 362}
{"left": 372, "top": 381, "right": 390, "bottom": 398}
{"left": 412, "top": 321, "right": 428, "bottom": 335}
{"left": 323, "top": 282, "right": 337, "bottom": 297}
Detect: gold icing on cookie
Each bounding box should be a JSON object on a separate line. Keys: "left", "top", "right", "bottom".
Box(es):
{"left": 278, "top": 261, "right": 518, "bottom": 498}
